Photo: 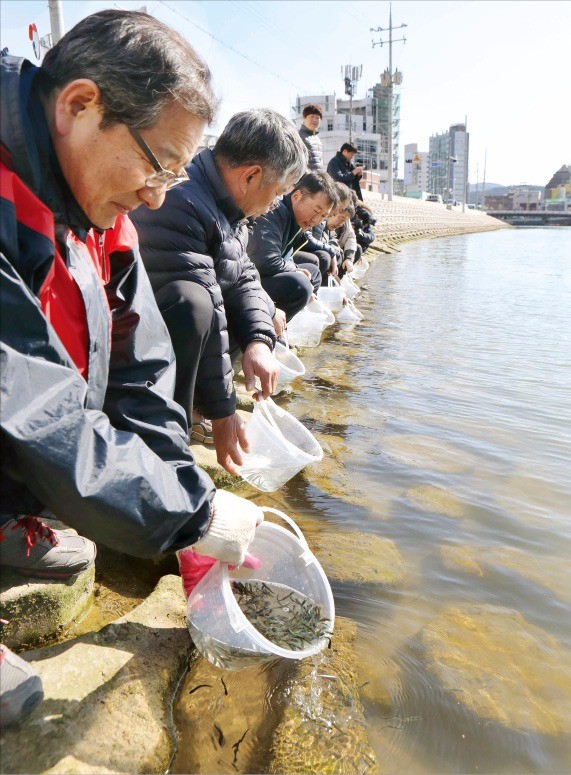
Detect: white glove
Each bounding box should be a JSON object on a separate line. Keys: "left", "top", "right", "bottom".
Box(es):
{"left": 191, "top": 490, "right": 263, "bottom": 566}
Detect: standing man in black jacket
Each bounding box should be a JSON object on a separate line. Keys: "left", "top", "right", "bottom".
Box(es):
{"left": 327, "top": 142, "right": 364, "bottom": 201}
{"left": 132, "top": 109, "right": 307, "bottom": 475}
{"left": 298, "top": 103, "right": 324, "bottom": 172}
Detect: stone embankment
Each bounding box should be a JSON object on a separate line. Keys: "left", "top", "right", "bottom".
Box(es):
{"left": 362, "top": 191, "right": 510, "bottom": 252}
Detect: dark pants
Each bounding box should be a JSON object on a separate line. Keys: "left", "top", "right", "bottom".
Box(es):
{"left": 294, "top": 249, "right": 331, "bottom": 285}
{"left": 260, "top": 262, "right": 320, "bottom": 322}
{"left": 154, "top": 280, "right": 239, "bottom": 424}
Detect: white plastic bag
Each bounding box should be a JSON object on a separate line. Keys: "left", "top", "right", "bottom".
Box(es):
{"left": 273, "top": 341, "right": 305, "bottom": 393}
{"left": 352, "top": 258, "right": 369, "bottom": 280}
{"left": 287, "top": 306, "right": 326, "bottom": 347}
{"left": 316, "top": 275, "right": 346, "bottom": 313}
{"left": 340, "top": 274, "right": 360, "bottom": 299}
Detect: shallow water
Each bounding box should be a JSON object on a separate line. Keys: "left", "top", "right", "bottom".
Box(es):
{"left": 175, "top": 228, "right": 571, "bottom": 774}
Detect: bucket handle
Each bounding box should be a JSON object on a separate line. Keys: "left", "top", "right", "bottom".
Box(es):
{"left": 255, "top": 397, "right": 285, "bottom": 438}
{"left": 260, "top": 507, "right": 314, "bottom": 564}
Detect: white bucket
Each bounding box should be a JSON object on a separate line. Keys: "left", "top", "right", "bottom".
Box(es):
{"left": 352, "top": 257, "right": 369, "bottom": 280}
{"left": 307, "top": 297, "right": 335, "bottom": 326}
{"left": 186, "top": 509, "right": 335, "bottom": 670}
{"left": 238, "top": 397, "right": 323, "bottom": 491}
{"left": 340, "top": 274, "right": 360, "bottom": 299}
{"left": 273, "top": 341, "right": 305, "bottom": 394}
{"left": 287, "top": 306, "right": 326, "bottom": 347}
{"left": 316, "top": 276, "right": 346, "bottom": 313}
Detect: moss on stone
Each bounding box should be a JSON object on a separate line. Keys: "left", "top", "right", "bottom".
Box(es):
{"left": 405, "top": 483, "right": 467, "bottom": 519}
{"left": 268, "top": 617, "right": 381, "bottom": 774}
{"left": 419, "top": 604, "right": 571, "bottom": 735}
{"left": 310, "top": 531, "right": 406, "bottom": 588}
{"left": 0, "top": 565, "right": 95, "bottom": 649}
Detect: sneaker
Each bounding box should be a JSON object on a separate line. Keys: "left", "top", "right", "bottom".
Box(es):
{"left": 190, "top": 418, "right": 214, "bottom": 445}
{"left": 0, "top": 516, "right": 96, "bottom": 579}
{"left": 0, "top": 644, "right": 44, "bottom": 728}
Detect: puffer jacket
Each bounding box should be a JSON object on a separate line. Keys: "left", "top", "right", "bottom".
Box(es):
{"left": 303, "top": 220, "right": 338, "bottom": 258}
{"left": 298, "top": 125, "right": 324, "bottom": 172}
{"left": 0, "top": 56, "right": 214, "bottom": 556}
{"left": 247, "top": 194, "right": 302, "bottom": 277}
{"left": 131, "top": 149, "right": 276, "bottom": 420}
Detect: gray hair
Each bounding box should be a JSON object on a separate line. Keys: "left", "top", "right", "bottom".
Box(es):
{"left": 40, "top": 9, "right": 218, "bottom": 130}
{"left": 213, "top": 109, "right": 308, "bottom": 186}
{"left": 333, "top": 181, "right": 353, "bottom": 208}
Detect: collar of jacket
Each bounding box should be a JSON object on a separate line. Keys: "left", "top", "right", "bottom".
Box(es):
{"left": 336, "top": 150, "right": 354, "bottom": 171}
{"left": 300, "top": 124, "right": 319, "bottom": 137}
{"left": 1, "top": 57, "right": 93, "bottom": 243}
{"left": 192, "top": 148, "right": 247, "bottom": 226}
{"left": 282, "top": 193, "right": 302, "bottom": 246}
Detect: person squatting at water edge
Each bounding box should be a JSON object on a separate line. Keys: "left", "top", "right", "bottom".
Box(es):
{"left": 0, "top": 9, "right": 265, "bottom": 728}
{"left": 131, "top": 109, "right": 308, "bottom": 474}
{"left": 247, "top": 171, "right": 339, "bottom": 322}
{"left": 300, "top": 181, "right": 355, "bottom": 283}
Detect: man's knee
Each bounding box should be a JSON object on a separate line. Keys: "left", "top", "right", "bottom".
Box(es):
{"left": 156, "top": 281, "right": 215, "bottom": 338}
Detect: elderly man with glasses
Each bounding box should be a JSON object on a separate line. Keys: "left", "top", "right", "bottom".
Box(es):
{"left": 132, "top": 109, "right": 307, "bottom": 476}
{"left": 0, "top": 9, "right": 264, "bottom": 727}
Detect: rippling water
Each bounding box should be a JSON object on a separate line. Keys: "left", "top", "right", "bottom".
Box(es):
{"left": 175, "top": 228, "right": 571, "bottom": 774}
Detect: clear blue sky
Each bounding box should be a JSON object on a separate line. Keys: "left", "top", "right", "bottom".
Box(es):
{"left": 1, "top": 0, "right": 569, "bottom": 186}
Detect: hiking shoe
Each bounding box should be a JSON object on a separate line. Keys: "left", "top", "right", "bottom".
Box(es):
{"left": 0, "top": 517, "right": 96, "bottom": 579}
{"left": 0, "top": 644, "right": 44, "bottom": 728}
{"left": 190, "top": 418, "right": 214, "bottom": 445}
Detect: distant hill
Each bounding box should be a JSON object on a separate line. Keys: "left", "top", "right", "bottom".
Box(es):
{"left": 467, "top": 182, "right": 543, "bottom": 204}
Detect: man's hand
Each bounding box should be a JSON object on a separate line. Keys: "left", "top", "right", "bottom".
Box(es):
{"left": 272, "top": 308, "right": 287, "bottom": 337}
{"left": 242, "top": 340, "right": 279, "bottom": 398}
{"left": 296, "top": 267, "right": 312, "bottom": 281}
{"left": 329, "top": 256, "right": 338, "bottom": 277}
{"left": 353, "top": 167, "right": 364, "bottom": 178}
{"left": 342, "top": 258, "right": 354, "bottom": 274}
{"left": 212, "top": 413, "right": 249, "bottom": 476}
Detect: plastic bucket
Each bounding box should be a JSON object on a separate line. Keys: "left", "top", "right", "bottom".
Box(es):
{"left": 186, "top": 509, "right": 335, "bottom": 670}
{"left": 307, "top": 297, "right": 335, "bottom": 327}
{"left": 340, "top": 274, "right": 360, "bottom": 299}
{"left": 352, "top": 257, "right": 369, "bottom": 280}
{"left": 287, "top": 307, "right": 326, "bottom": 347}
{"left": 337, "top": 299, "right": 363, "bottom": 323}
{"left": 273, "top": 341, "right": 305, "bottom": 394}
{"left": 316, "top": 276, "right": 346, "bottom": 313}
{"left": 238, "top": 397, "right": 323, "bottom": 491}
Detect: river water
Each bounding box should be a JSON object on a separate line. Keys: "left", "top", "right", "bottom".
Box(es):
{"left": 174, "top": 227, "right": 571, "bottom": 774}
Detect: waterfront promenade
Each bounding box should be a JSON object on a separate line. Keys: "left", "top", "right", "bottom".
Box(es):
{"left": 362, "top": 190, "right": 510, "bottom": 252}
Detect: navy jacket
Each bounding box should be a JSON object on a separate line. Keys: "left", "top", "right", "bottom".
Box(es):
{"left": 0, "top": 57, "right": 214, "bottom": 555}
{"left": 247, "top": 194, "right": 302, "bottom": 277}
{"left": 131, "top": 149, "right": 276, "bottom": 419}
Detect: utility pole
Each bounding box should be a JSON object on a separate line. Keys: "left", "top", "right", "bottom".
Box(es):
{"left": 481, "top": 148, "right": 487, "bottom": 211}
{"left": 462, "top": 115, "right": 468, "bottom": 212}
{"left": 371, "top": 2, "right": 406, "bottom": 201}
{"left": 48, "top": 0, "right": 65, "bottom": 45}
{"left": 341, "top": 65, "right": 362, "bottom": 144}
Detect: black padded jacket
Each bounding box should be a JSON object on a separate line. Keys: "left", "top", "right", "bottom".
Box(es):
{"left": 298, "top": 125, "right": 324, "bottom": 172}
{"left": 131, "top": 149, "right": 276, "bottom": 420}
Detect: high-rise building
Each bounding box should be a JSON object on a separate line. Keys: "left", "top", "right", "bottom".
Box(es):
{"left": 429, "top": 124, "right": 469, "bottom": 202}
{"left": 403, "top": 143, "right": 429, "bottom": 194}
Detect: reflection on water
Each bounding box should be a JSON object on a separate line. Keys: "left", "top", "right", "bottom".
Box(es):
{"left": 176, "top": 228, "right": 571, "bottom": 774}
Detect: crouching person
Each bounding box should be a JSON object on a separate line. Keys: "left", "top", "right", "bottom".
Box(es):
{"left": 132, "top": 109, "right": 307, "bottom": 474}
{"left": 0, "top": 10, "right": 261, "bottom": 728}
{"left": 247, "top": 171, "right": 337, "bottom": 322}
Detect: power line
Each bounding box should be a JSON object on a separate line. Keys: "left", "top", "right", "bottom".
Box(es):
{"left": 157, "top": 0, "right": 301, "bottom": 90}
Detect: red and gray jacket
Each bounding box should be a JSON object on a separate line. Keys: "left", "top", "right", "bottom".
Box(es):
{"left": 0, "top": 56, "right": 214, "bottom": 556}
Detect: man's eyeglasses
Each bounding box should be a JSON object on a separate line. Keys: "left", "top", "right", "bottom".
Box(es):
{"left": 129, "top": 127, "right": 189, "bottom": 190}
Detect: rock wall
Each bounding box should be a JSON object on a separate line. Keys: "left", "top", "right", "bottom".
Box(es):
{"left": 361, "top": 191, "right": 510, "bottom": 251}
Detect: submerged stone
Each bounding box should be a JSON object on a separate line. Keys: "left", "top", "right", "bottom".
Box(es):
{"left": 268, "top": 617, "right": 381, "bottom": 774}
{"left": 310, "top": 531, "right": 406, "bottom": 588}
{"left": 405, "top": 483, "right": 467, "bottom": 519}
{"left": 440, "top": 544, "right": 571, "bottom": 604}
{"left": 381, "top": 433, "right": 472, "bottom": 475}
{"left": 419, "top": 604, "right": 571, "bottom": 736}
